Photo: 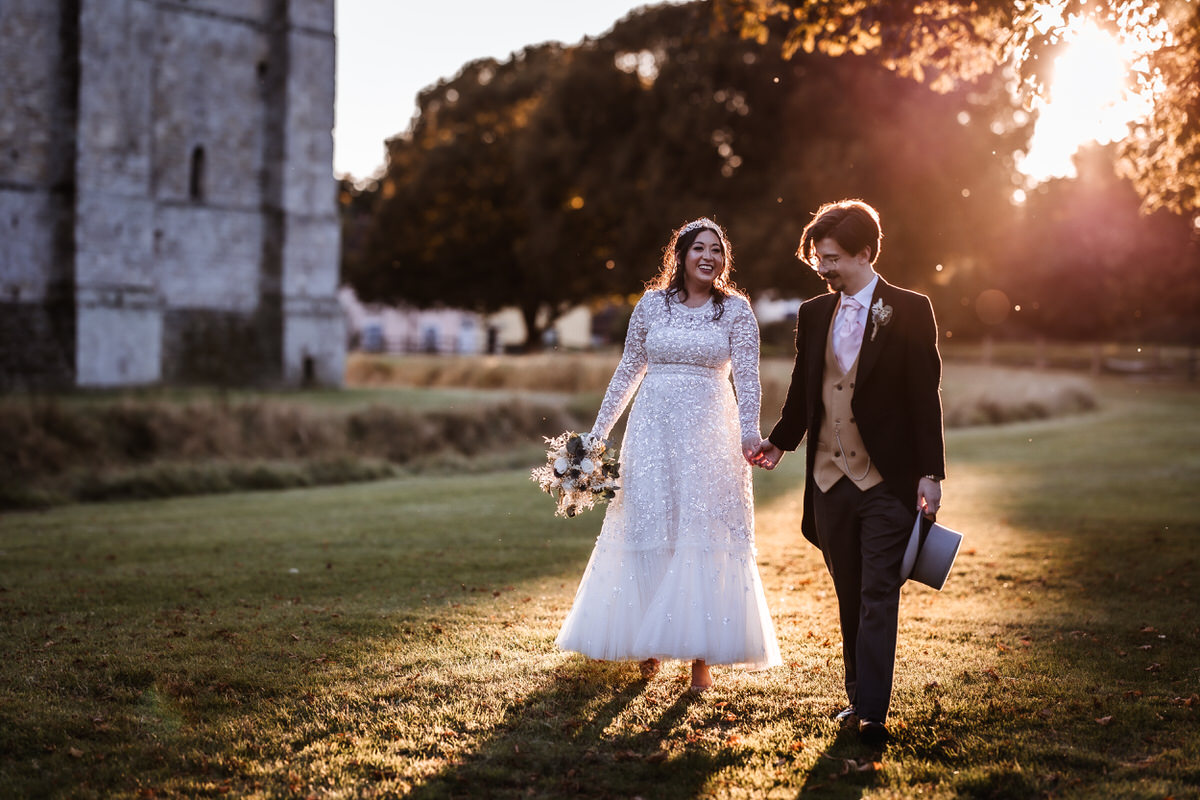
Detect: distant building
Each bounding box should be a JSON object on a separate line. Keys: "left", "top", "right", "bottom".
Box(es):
{"left": 338, "top": 287, "right": 594, "bottom": 355}
{"left": 487, "top": 306, "right": 594, "bottom": 351}
{"left": 339, "top": 286, "right": 484, "bottom": 355}
{"left": 753, "top": 294, "right": 804, "bottom": 326}
{"left": 0, "top": 0, "right": 343, "bottom": 388}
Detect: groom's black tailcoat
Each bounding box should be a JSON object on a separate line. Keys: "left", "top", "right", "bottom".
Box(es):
{"left": 768, "top": 276, "right": 946, "bottom": 547}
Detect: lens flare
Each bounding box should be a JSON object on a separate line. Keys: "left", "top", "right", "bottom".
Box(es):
{"left": 1016, "top": 18, "right": 1158, "bottom": 186}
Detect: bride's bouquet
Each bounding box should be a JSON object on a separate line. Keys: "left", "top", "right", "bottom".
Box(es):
{"left": 530, "top": 431, "right": 620, "bottom": 518}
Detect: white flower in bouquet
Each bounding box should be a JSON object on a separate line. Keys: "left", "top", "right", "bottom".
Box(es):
{"left": 530, "top": 430, "right": 621, "bottom": 518}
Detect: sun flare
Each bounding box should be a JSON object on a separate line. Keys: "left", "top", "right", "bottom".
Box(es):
{"left": 1015, "top": 17, "right": 1157, "bottom": 188}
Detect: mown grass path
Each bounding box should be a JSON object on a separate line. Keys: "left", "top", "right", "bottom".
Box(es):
{"left": 1, "top": 379, "right": 1197, "bottom": 799}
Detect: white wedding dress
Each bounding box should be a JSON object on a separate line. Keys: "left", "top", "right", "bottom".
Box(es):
{"left": 556, "top": 290, "right": 782, "bottom": 669}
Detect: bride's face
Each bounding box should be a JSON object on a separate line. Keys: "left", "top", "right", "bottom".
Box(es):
{"left": 684, "top": 229, "right": 724, "bottom": 290}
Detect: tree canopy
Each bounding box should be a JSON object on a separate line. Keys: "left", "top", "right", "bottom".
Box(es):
{"left": 347, "top": 2, "right": 1025, "bottom": 344}
{"left": 714, "top": 0, "right": 1200, "bottom": 215}
{"left": 343, "top": 0, "right": 1198, "bottom": 348}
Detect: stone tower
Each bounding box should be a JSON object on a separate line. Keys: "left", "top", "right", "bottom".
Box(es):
{"left": 0, "top": 0, "right": 343, "bottom": 388}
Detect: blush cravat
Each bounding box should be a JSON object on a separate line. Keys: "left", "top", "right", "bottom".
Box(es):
{"left": 834, "top": 296, "right": 863, "bottom": 372}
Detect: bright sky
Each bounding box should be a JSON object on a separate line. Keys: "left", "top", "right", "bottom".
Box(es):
{"left": 333, "top": 1, "right": 681, "bottom": 181}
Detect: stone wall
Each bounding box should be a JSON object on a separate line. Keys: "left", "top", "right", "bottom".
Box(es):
{"left": 0, "top": 0, "right": 342, "bottom": 389}
{"left": 0, "top": 0, "right": 80, "bottom": 387}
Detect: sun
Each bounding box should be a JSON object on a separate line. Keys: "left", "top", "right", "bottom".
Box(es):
{"left": 1014, "top": 17, "right": 1157, "bottom": 189}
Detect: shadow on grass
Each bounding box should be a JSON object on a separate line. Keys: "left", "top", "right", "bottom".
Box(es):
{"left": 794, "top": 728, "right": 881, "bottom": 799}
{"left": 403, "top": 659, "right": 747, "bottom": 799}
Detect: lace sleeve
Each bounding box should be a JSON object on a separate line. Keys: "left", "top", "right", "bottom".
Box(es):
{"left": 729, "top": 297, "right": 763, "bottom": 447}
{"left": 591, "top": 293, "right": 651, "bottom": 439}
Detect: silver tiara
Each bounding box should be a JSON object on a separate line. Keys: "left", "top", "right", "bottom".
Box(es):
{"left": 678, "top": 217, "right": 722, "bottom": 237}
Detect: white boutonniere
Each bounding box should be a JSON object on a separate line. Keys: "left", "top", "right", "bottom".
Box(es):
{"left": 870, "top": 298, "right": 893, "bottom": 341}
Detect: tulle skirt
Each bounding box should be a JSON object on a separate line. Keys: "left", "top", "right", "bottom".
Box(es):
{"left": 556, "top": 366, "right": 781, "bottom": 669}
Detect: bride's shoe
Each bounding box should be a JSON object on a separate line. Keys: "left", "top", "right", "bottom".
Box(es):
{"left": 639, "top": 658, "right": 660, "bottom": 679}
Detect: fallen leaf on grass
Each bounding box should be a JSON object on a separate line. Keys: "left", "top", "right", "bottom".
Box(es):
{"left": 1095, "top": 716, "right": 1114, "bottom": 725}
{"left": 1146, "top": 663, "right": 1162, "bottom": 672}
{"left": 68, "top": 747, "right": 84, "bottom": 758}
{"left": 982, "top": 668, "right": 1001, "bottom": 682}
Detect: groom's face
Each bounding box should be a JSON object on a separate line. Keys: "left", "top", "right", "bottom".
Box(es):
{"left": 813, "top": 237, "right": 872, "bottom": 295}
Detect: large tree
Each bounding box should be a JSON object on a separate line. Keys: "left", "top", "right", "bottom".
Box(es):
{"left": 348, "top": 2, "right": 1020, "bottom": 344}
{"left": 714, "top": 0, "right": 1200, "bottom": 216}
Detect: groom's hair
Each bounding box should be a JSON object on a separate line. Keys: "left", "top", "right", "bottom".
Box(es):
{"left": 797, "top": 199, "right": 883, "bottom": 266}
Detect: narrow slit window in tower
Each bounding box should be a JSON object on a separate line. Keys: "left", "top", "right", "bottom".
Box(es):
{"left": 189, "top": 145, "right": 206, "bottom": 201}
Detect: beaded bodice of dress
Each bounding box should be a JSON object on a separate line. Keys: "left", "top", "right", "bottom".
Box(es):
{"left": 591, "top": 290, "right": 762, "bottom": 446}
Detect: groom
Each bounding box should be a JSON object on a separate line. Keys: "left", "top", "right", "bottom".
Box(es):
{"left": 753, "top": 199, "right": 945, "bottom": 746}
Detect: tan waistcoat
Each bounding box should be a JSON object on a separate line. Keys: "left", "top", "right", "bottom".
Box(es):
{"left": 813, "top": 308, "right": 884, "bottom": 492}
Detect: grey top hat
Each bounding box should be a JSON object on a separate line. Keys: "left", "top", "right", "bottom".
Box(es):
{"left": 901, "top": 514, "right": 963, "bottom": 590}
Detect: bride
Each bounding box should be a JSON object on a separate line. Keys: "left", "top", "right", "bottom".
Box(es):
{"left": 556, "top": 217, "right": 781, "bottom": 691}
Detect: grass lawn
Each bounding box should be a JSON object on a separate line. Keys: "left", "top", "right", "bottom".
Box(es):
{"left": 1, "top": 377, "right": 1197, "bottom": 798}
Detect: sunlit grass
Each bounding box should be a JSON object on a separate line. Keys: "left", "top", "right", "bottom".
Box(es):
{"left": 1, "top": 379, "right": 1197, "bottom": 798}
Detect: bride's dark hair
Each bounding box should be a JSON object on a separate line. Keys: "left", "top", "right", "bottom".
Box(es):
{"left": 646, "top": 217, "right": 744, "bottom": 320}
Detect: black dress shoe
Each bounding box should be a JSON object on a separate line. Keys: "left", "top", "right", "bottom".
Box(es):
{"left": 833, "top": 706, "right": 859, "bottom": 729}
{"left": 859, "top": 720, "right": 889, "bottom": 747}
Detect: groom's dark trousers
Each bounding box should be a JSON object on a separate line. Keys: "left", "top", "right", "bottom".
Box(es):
{"left": 813, "top": 478, "right": 912, "bottom": 722}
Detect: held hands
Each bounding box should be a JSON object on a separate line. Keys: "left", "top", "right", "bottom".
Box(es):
{"left": 741, "top": 435, "right": 762, "bottom": 466}
{"left": 748, "top": 439, "right": 784, "bottom": 470}
{"left": 918, "top": 476, "right": 942, "bottom": 519}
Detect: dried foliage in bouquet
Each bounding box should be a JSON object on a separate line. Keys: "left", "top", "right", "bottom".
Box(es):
{"left": 529, "top": 431, "right": 620, "bottom": 518}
